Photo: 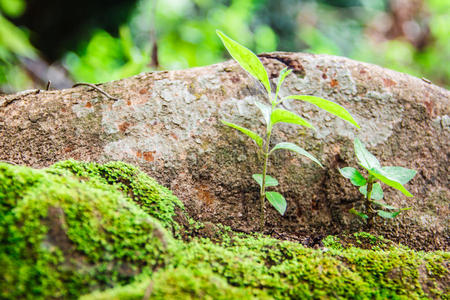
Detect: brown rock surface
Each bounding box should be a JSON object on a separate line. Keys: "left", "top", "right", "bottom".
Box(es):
{"left": 1, "top": 52, "right": 448, "bottom": 250}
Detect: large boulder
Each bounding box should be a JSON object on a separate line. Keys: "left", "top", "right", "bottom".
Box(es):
{"left": 0, "top": 52, "right": 448, "bottom": 250}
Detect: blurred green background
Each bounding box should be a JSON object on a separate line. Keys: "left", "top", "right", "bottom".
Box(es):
{"left": 0, "top": 0, "right": 448, "bottom": 93}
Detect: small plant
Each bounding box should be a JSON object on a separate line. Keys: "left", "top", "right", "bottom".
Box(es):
{"left": 339, "top": 137, "right": 416, "bottom": 228}
{"left": 217, "top": 30, "right": 360, "bottom": 231}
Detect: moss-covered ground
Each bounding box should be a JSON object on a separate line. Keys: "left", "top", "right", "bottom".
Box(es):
{"left": 0, "top": 161, "right": 448, "bottom": 299}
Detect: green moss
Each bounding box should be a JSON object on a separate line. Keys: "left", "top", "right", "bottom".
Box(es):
{"left": 322, "top": 235, "right": 344, "bottom": 250}
{"left": 83, "top": 234, "right": 449, "bottom": 299}
{"left": 324, "top": 232, "right": 397, "bottom": 251}
{"left": 82, "top": 266, "right": 271, "bottom": 300}
{"left": 0, "top": 162, "right": 173, "bottom": 299}
{"left": 48, "top": 160, "right": 184, "bottom": 234}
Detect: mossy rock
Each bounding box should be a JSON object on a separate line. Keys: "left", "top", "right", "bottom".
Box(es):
{"left": 47, "top": 160, "right": 184, "bottom": 234}
{"left": 83, "top": 233, "right": 449, "bottom": 299}
{"left": 1, "top": 161, "right": 448, "bottom": 299}
{"left": 322, "top": 232, "right": 397, "bottom": 251}
{"left": 81, "top": 267, "right": 271, "bottom": 300}
{"left": 0, "top": 162, "right": 175, "bottom": 299}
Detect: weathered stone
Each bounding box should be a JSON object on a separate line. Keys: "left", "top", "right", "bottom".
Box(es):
{"left": 1, "top": 52, "right": 448, "bottom": 250}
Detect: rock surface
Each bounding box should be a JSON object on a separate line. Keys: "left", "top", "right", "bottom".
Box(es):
{"left": 0, "top": 52, "right": 449, "bottom": 250}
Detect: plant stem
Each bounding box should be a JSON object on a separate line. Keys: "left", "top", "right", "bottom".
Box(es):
{"left": 365, "top": 176, "right": 376, "bottom": 229}
{"left": 259, "top": 97, "right": 276, "bottom": 231}
{"left": 259, "top": 121, "right": 273, "bottom": 232}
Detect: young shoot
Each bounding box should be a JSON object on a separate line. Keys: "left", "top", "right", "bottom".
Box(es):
{"left": 339, "top": 137, "right": 416, "bottom": 228}
{"left": 217, "top": 30, "right": 360, "bottom": 231}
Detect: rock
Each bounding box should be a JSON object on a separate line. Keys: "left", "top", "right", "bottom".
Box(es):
{"left": 0, "top": 52, "right": 448, "bottom": 250}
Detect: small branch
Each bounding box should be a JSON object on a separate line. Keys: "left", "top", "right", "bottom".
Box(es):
{"left": 149, "top": 0, "right": 159, "bottom": 68}
{"left": 46, "top": 80, "right": 51, "bottom": 91}
{"left": 72, "top": 83, "right": 119, "bottom": 101}
{"left": 0, "top": 160, "right": 19, "bottom": 165}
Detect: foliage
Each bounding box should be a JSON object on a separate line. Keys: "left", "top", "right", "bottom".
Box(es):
{"left": 2, "top": 0, "right": 449, "bottom": 91}
{"left": 217, "top": 30, "right": 359, "bottom": 230}
{"left": 296, "top": 0, "right": 450, "bottom": 88}
{"left": 129, "top": 0, "right": 278, "bottom": 70}
{"left": 106, "top": 0, "right": 450, "bottom": 88}
{"left": 339, "top": 138, "right": 416, "bottom": 226}
{"left": 64, "top": 26, "right": 150, "bottom": 83}
{"left": 0, "top": 0, "right": 36, "bottom": 92}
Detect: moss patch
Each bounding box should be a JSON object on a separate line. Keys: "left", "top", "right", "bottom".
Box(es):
{"left": 0, "top": 162, "right": 174, "bottom": 299}
{"left": 48, "top": 160, "right": 184, "bottom": 234}
{"left": 323, "top": 232, "right": 397, "bottom": 251}
{"left": 84, "top": 232, "right": 449, "bottom": 299}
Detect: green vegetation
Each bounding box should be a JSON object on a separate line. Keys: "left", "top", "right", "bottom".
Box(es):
{"left": 0, "top": 161, "right": 175, "bottom": 299}
{"left": 0, "top": 0, "right": 36, "bottom": 92}
{"left": 0, "top": 161, "right": 447, "bottom": 299}
{"left": 84, "top": 233, "right": 449, "bottom": 299}
{"left": 1, "top": 0, "right": 449, "bottom": 92}
{"left": 48, "top": 160, "right": 184, "bottom": 234}
{"left": 217, "top": 30, "right": 359, "bottom": 230}
{"left": 339, "top": 138, "right": 417, "bottom": 227}
{"left": 64, "top": 25, "right": 150, "bottom": 84}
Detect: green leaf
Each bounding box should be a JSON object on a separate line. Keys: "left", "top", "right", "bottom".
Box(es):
{"left": 270, "top": 142, "right": 323, "bottom": 168}
{"left": 372, "top": 201, "right": 397, "bottom": 210}
{"left": 270, "top": 109, "right": 315, "bottom": 131}
{"left": 349, "top": 208, "right": 368, "bottom": 219}
{"left": 367, "top": 168, "right": 413, "bottom": 197}
{"left": 217, "top": 30, "right": 271, "bottom": 94}
{"left": 275, "top": 68, "right": 292, "bottom": 102}
{"left": 354, "top": 138, "right": 381, "bottom": 170}
{"left": 254, "top": 101, "right": 271, "bottom": 125}
{"left": 0, "top": 15, "right": 36, "bottom": 57}
{"left": 252, "top": 174, "right": 279, "bottom": 187}
{"left": 377, "top": 210, "right": 400, "bottom": 219}
{"left": 381, "top": 166, "right": 416, "bottom": 184}
{"left": 221, "top": 120, "right": 263, "bottom": 148}
{"left": 0, "top": 0, "right": 26, "bottom": 17}
{"left": 359, "top": 182, "right": 384, "bottom": 200}
{"left": 266, "top": 191, "right": 287, "bottom": 215}
{"left": 285, "top": 95, "right": 360, "bottom": 128}
{"left": 339, "top": 167, "right": 367, "bottom": 186}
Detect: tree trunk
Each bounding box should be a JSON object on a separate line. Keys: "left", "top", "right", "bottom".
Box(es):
{"left": 1, "top": 52, "right": 448, "bottom": 250}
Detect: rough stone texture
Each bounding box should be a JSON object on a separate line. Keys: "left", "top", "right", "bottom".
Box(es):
{"left": 0, "top": 52, "right": 448, "bottom": 250}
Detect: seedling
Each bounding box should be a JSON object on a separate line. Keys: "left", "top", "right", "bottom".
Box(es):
{"left": 339, "top": 137, "right": 416, "bottom": 228}
{"left": 217, "top": 30, "right": 360, "bottom": 231}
